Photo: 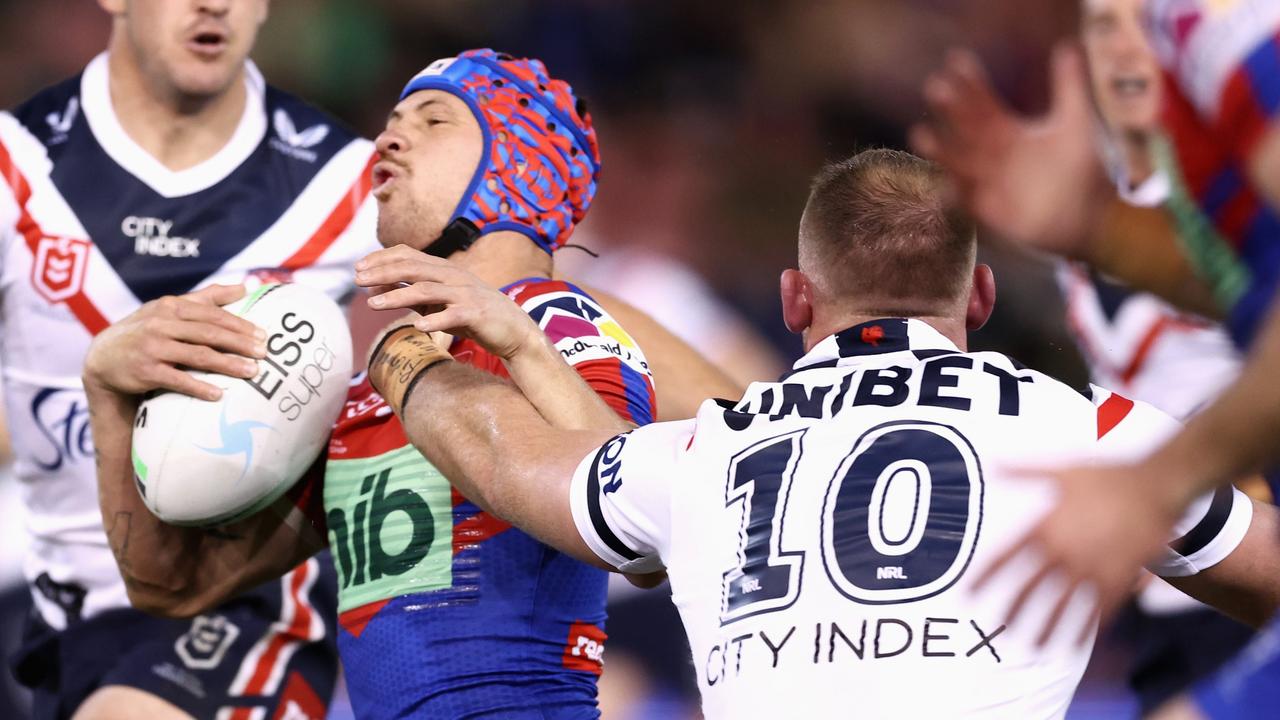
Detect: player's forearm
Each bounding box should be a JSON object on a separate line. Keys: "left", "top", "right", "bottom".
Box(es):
{"left": 1167, "top": 500, "right": 1280, "bottom": 628}
{"left": 1085, "top": 196, "right": 1221, "bottom": 319}
{"left": 502, "top": 329, "right": 630, "bottom": 433}
{"left": 398, "top": 360, "right": 614, "bottom": 567}
{"left": 1143, "top": 305, "right": 1280, "bottom": 506}
{"left": 86, "top": 381, "right": 200, "bottom": 607}
{"left": 87, "top": 382, "right": 310, "bottom": 616}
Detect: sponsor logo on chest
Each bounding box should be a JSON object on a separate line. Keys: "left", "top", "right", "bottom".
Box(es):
{"left": 123, "top": 216, "right": 201, "bottom": 258}
{"left": 324, "top": 445, "right": 455, "bottom": 613}
{"left": 45, "top": 97, "right": 79, "bottom": 145}
{"left": 270, "top": 109, "right": 329, "bottom": 163}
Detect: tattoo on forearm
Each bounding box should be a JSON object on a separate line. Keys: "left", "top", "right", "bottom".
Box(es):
{"left": 106, "top": 511, "right": 134, "bottom": 574}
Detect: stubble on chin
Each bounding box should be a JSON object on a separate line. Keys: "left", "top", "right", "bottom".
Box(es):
{"left": 377, "top": 204, "right": 440, "bottom": 251}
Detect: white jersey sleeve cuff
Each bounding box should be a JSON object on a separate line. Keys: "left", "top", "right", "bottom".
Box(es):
{"left": 1147, "top": 486, "right": 1253, "bottom": 578}
{"left": 568, "top": 434, "right": 666, "bottom": 575}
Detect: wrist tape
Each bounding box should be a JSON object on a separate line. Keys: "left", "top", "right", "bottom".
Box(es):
{"left": 367, "top": 325, "right": 454, "bottom": 416}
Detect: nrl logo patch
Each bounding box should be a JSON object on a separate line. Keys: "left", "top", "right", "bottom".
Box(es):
{"left": 174, "top": 614, "right": 241, "bottom": 670}
{"left": 31, "top": 235, "right": 90, "bottom": 303}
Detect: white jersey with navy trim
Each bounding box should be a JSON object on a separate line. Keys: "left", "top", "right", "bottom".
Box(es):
{"left": 0, "top": 53, "right": 379, "bottom": 628}
{"left": 568, "top": 318, "right": 1251, "bottom": 719}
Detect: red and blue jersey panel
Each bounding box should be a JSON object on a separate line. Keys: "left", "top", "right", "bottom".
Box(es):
{"left": 320, "top": 278, "right": 656, "bottom": 718}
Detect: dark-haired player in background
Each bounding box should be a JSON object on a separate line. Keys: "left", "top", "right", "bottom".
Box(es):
{"left": 0, "top": 0, "right": 381, "bottom": 718}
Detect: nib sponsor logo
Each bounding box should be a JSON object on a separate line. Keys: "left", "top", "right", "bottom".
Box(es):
{"left": 270, "top": 109, "right": 328, "bottom": 163}
{"left": 124, "top": 216, "right": 200, "bottom": 258}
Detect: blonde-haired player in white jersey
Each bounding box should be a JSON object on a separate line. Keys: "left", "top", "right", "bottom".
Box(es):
{"left": 351, "top": 148, "right": 1280, "bottom": 718}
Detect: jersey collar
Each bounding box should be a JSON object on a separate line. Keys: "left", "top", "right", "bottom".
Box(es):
{"left": 80, "top": 52, "right": 267, "bottom": 198}
{"left": 787, "top": 318, "right": 960, "bottom": 377}
{"left": 1118, "top": 170, "right": 1170, "bottom": 208}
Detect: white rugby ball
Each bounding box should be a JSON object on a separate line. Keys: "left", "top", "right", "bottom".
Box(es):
{"left": 131, "top": 283, "right": 353, "bottom": 527}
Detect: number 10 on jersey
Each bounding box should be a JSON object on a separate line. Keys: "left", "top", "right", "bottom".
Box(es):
{"left": 721, "top": 421, "right": 985, "bottom": 625}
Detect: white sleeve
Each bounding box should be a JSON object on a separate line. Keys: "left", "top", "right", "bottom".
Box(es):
{"left": 1091, "top": 387, "right": 1253, "bottom": 577}
{"left": 0, "top": 161, "right": 17, "bottom": 279}
{"left": 0, "top": 112, "right": 30, "bottom": 279}
{"left": 567, "top": 418, "right": 693, "bottom": 573}
{"left": 1149, "top": 485, "right": 1253, "bottom": 577}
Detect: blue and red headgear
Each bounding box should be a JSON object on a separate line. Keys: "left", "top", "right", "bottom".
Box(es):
{"left": 400, "top": 49, "right": 601, "bottom": 257}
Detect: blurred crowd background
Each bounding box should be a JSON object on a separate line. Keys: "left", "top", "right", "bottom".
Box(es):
{"left": 0, "top": 1, "right": 1128, "bottom": 718}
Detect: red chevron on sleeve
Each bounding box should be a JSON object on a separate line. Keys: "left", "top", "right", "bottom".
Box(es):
{"left": 1097, "top": 393, "right": 1136, "bottom": 439}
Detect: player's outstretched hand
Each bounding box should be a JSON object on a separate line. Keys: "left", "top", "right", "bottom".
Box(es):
{"left": 909, "top": 44, "right": 1113, "bottom": 259}
{"left": 975, "top": 461, "right": 1180, "bottom": 646}
{"left": 84, "top": 284, "right": 267, "bottom": 402}
{"left": 356, "top": 245, "right": 542, "bottom": 361}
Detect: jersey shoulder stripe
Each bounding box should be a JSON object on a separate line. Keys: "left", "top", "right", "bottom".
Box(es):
{"left": 510, "top": 278, "right": 657, "bottom": 424}
{"left": 1095, "top": 391, "right": 1136, "bottom": 439}
{"left": 0, "top": 124, "right": 111, "bottom": 334}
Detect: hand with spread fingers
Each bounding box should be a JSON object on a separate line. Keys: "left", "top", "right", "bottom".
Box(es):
{"left": 977, "top": 461, "right": 1181, "bottom": 646}
{"left": 910, "top": 45, "right": 1113, "bottom": 258}
{"left": 355, "top": 244, "right": 543, "bottom": 362}
{"left": 83, "top": 284, "right": 267, "bottom": 402}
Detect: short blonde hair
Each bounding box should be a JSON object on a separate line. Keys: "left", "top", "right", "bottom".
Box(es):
{"left": 798, "top": 149, "right": 976, "bottom": 316}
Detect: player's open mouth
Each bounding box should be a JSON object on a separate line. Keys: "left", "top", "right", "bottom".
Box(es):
{"left": 372, "top": 163, "right": 398, "bottom": 199}
{"left": 187, "top": 28, "right": 229, "bottom": 59}
{"left": 1111, "top": 76, "right": 1150, "bottom": 98}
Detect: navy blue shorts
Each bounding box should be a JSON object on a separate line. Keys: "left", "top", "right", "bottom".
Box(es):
{"left": 10, "top": 557, "right": 338, "bottom": 720}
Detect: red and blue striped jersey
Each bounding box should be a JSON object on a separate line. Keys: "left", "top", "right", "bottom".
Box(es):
{"left": 321, "top": 277, "right": 656, "bottom": 719}
{"left": 1147, "top": 0, "right": 1280, "bottom": 346}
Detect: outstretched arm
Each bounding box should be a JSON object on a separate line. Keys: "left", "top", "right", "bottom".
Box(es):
{"left": 911, "top": 47, "right": 1219, "bottom": 317}
{"left": 376, "top": 343, "right": 617, "bottom": 568}
{"left": 355, "top": 247, "right": 652, "bottom": 566}
{"left": 358, "top": 247, "right": 675, "bottom": 586}
{"left": 357, "top": 246, "right": 634, "bottom": 433}
{"left": 88, "top": 285, "right": 326, "bottom": 617}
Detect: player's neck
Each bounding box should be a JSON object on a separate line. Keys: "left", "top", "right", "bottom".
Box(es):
{"left": 106, "top": 45, "right": 247, "bottom": 173}
{"left": 1120, "top": 131, "right": 1155, "bottom": 188}
{"left": 805, "top": 313, "right": 968, "bottom": 354}
{"left": 450, "top": 231, "right": 553, "bottom": 289}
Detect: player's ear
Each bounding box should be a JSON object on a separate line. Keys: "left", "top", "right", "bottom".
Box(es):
{"left": 965, "top": 263, "right": 996, "bottom": 331}
{"left": 780, "top": 268, "right": 813, "bottom": 335}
